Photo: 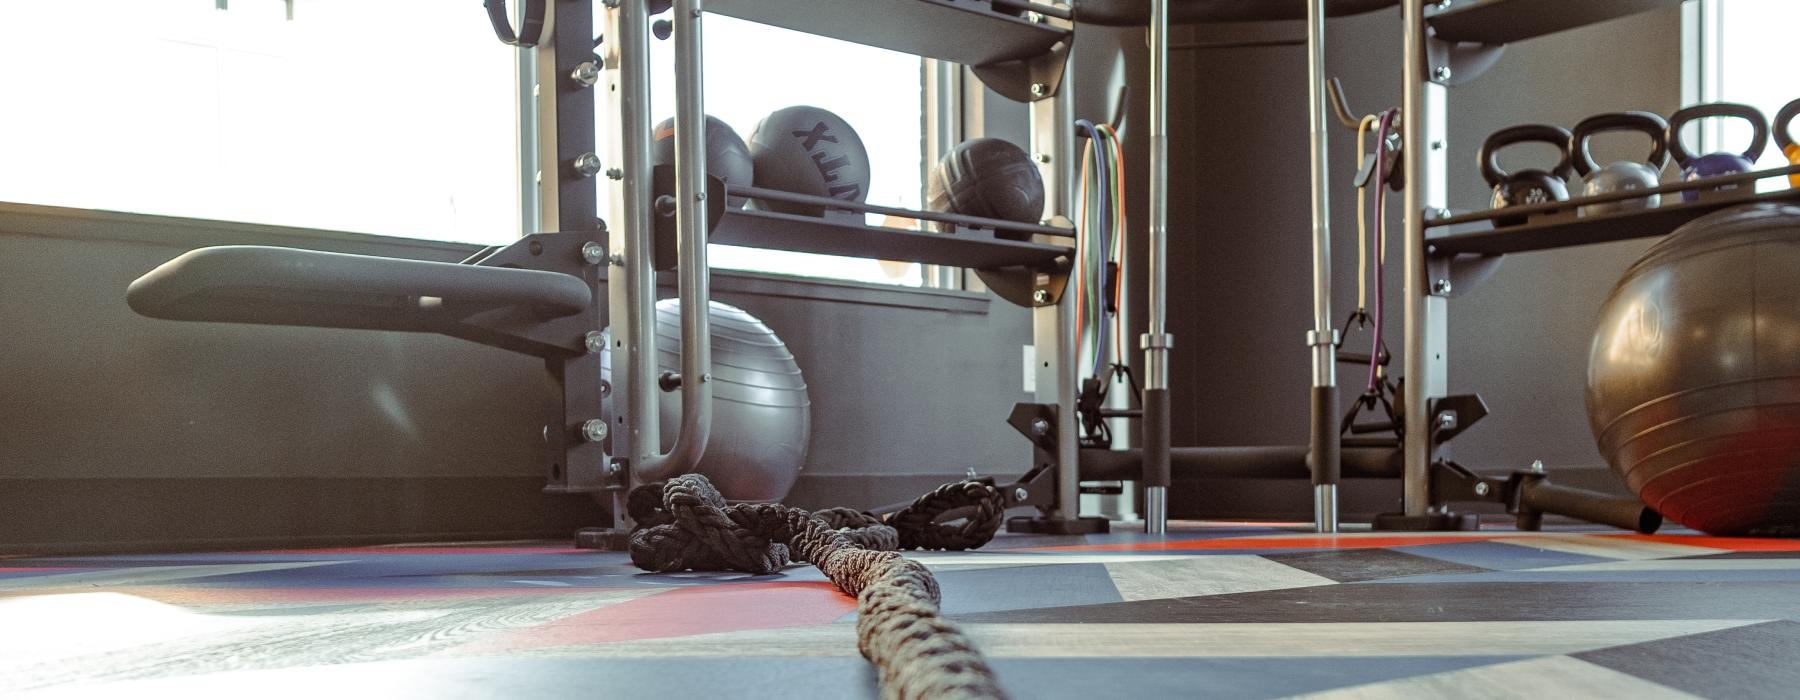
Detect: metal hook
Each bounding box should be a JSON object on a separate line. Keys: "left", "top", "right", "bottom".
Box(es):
{"left": 1328, "top": 77, "right": 1363, "bottom": 130}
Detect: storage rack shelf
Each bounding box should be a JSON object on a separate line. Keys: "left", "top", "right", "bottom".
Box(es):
{"left": 705, "top": 0, "right": 1068, "bottom": 66}
{"left": 708, "top": 193, "right": 1075, "bottom": 270}
{"left": 1428, "top": 165, "right": 1800, "bottom": 256}
{"left": 1426, "top": 0, "right": 1686, "bottom": 45}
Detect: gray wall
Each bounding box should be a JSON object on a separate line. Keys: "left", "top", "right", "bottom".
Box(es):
{"left": 1160, "top": 7, "right": 1683, "bottom": 513}
{"left": 0, "top": 204, "right": 1032, "bottom": 553}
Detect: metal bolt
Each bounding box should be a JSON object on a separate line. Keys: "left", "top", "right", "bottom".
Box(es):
{"left": 604, "top": 167, "right": 624, "bottom": 181}
{"left": 1034, "top": 152, "right": 1052, "bottom": 164}
{"left": 1032, "top": 289, "right": 1050, "bottom": 304}
{"left": 1473, "top": 482, "right": 1491, "bottom": 497}
{"left": 581, "top": 419, "right": 609, "bottom": 442}
{"left": 608, "top": 253, "right": 625, "bottom": 267}
{"left": 1435, "top": 208, "right": 1453, "bottom": 220}
{"left": 695, "top": 191, "right": 706, "bottom": 201}
{"left": 1433, "top": 66, "right": 1453, "bottom": 81}
{"left": 585, "top": 331, "right": 606, "bottom": 353}
{"left": 573, "top": 153, "right": 603, "bottom": 177}
{"left": 1432, "top": 278, "right": 1454, "bottom": 295}
{"left": 581, "top": 241, "right": 606, "bottom": 264}
{"left": 700, "top": 372, "right": 712, "bottom": 383}
{"left": 1025, "top": 10, "right": 1044, "bottom": 23}
{"left": 1531, "top": 459, "right": 1546, "bottom": 474}
{"left": 605, "top": 461, "right": 622, "bottom": 477}
{"left": 1436, "top": 411, "right": 1458, "bottom": 431}
{"left": 1030, "top": 83, "right": 1048, "bottom": 97}
{"left": 1029, "top": 418, "right": 1051, "bottom": 436}
{"left": 1430, "top": 140, "right": 1445, "bottom": 151}
{"left": 1013, "top": 487, "right": 1029, "bottom": 502}
{"left": 570, "top": 61, "right": 601, "bottom": 87}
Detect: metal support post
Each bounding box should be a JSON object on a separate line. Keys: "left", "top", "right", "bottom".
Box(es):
{"left": 1026, "top": 17, "right": 1081, "bottom": 528}
{"left": 636, "top": 0, "right": 713, "bottom": 482}
{"left": 1401, "top": 0, "right": 1450, "bottom": 518}
{"left": 1305, "top": 0, "right": 1340, "bottom": 534}
{"left": 1141, "top": 0, "right": 1173, "bottom": 535}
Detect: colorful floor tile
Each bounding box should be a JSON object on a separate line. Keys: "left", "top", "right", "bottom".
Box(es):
{"left": 3, "top": 525, "right": 1798, "bottom": 697}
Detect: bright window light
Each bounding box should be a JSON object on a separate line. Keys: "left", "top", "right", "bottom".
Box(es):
{"left": 1695, "top": 0, "right": 1799, "bottom": 191}
{"left": 0, "top": 1, "right": 520, "bottom": 244}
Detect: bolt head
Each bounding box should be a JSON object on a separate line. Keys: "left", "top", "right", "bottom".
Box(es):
{"left": 605, "top": 461, "right": 622, "bottom": 476}
{"left": 1430, "top": 140, "right": 1445, "bottom": 151}
{"left": 1432, "top": 278, "right": 1454, "bottom": 295}
{"left": 1434, "top": 66, "right": 1453, "bottom": 81}
{"left": 581, "top": 241, "right": 606, "bottom": 264}
{"left": 585, "top": 331, "right": 606, "bottom": 353}
{"left": 1530, "top": 460, "right": 1546, "bottom": 474}
{"left": 605, "top": 167, "right": 625, "bottom": 181}
{"left": 1473, "top": 482, "right": 1491, "bottom": 497}
{"left": 570, "top": 61, "right": 601, "bottom": 86}
{"left": 1034, "top": 152, "right": 1052, "bottom": 164}
{"left": 1030, "top": 83, "right": 1048, "bottom": 97}
{"left": 1029, "top": 417, "right": 1050, "bottom": 436}
{"left": 1013, "top": 487, "right": 1029, "bottom": 502}
{"left": 573, "top": 153, "right": 603, "bottom": 177}
{"left": 1032, "top": 289, "right": 1051, "bottom": 304}
{"left": 581, "top": 419, "right": 609, "bottom": 443}
{"left": 1436, "top": 411, "right": 1457, "bottom": 430}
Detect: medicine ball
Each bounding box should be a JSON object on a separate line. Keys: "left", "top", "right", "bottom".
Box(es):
{"left": 747, "top": 106, "right": 871, "bottom": 216}
{"left": 927, "top": 138, "right": 1045, "bottom": 240}
{"left": 652, "top": 114, "right": 755, "bottom": 209}
{"left": 601, "top": 300, "right": 811, "bottom": 503}
{"left": 1587, "top": 203, "right": 1800, "bottom": 535}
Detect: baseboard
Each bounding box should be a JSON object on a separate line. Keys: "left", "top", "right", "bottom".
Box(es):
{"left": 0, "top": 476, "right": 602, "bottom": 556}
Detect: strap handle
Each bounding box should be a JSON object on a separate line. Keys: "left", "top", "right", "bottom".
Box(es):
{"left": 1668, "top": 102, "right": 1769, "bottom": 166}
{"left": 1571, "top": 111, "right": 1669, "bottom": 176}
{"left": 484, "top": 0, "right": 545, "bottom": 48}
{"left": 1479, "top": 124, "right": 1573, "bottom": 187}
{"left": 1775, "top": 98, "right": 1800, "bottom": 152}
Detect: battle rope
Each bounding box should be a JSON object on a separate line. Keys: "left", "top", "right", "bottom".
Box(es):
{"left": 628, "top": 474, "right": 1008, "bottom": 699}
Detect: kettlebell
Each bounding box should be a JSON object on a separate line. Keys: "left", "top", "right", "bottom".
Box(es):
{"left": 1570, "top": 111, "right": 1669, "bottom": 217}
{"left": 1668, "top": 102, "right": 1768, "bottom": 202}
{"left": 1776, "top": 98, "right": 1799, "bottom": 188}
{"left": 1480, "top": 124, "right": 1574, "bottom": 226}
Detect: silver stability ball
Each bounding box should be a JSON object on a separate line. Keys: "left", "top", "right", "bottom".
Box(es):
{"left": 603, "top": 300, "right": 810, "bottom": 502}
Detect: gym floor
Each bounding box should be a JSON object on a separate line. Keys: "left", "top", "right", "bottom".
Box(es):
{"left": 6, "top": 523, "right": 1799, "bottom": 698}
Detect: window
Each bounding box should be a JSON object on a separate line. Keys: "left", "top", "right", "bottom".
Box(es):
{"left": 0, "top": 1, "right": 520, "bottom": 243}
{"left": 635, "top": 14, "right": 929, "bottom": 287}
{"left": 0, "top": 3, "right": 937, "bottom": 287}
{"left": 1688, "top": 0, "right": 1798, "bottom": 191}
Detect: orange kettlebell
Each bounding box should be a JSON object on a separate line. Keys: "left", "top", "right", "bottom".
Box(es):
{"left": 1778, "top": 98, "right": 1800, "bottom": 187}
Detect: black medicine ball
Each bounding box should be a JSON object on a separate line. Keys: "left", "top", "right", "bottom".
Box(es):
{"left": 652, "top": 114, "right": 755, "bottom": 209}
{"left": 747, "top": 106, "right": 872, "bottom": 216}
{"left": 927, "top": 138, "right": 1045, "bottom": 240}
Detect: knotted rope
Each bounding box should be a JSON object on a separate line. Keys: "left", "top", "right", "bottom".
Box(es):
{"left": 628, "top": 474, "right": 1008, "bottom": 700}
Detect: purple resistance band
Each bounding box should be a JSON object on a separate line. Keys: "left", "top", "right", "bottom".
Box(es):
{"left": 1369, "top": 109, "right": 1398, "bottom": 393}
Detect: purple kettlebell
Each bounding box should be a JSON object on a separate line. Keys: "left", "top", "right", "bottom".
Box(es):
{"left": 1668, "top": 102, "right": 1769, "bottom": 203}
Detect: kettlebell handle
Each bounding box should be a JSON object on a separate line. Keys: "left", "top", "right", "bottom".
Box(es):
{"left": 1571, "top": 111, "right": 1670, "bottom": 176}
{"left": 1776, "top": 98, "right": 1799, "bottom": 152}
{"left": 1667, "top": 102, "right": 1769, "bottom": 166}
{"left": 1480, "top": 124, "right": 1575, "bottom": 187}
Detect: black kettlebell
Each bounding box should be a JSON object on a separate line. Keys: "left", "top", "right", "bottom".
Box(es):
{"left": 1570, "top": 111, "right": 1670, "bottom": 217}
{"left": 1480, "top": 124, "right": 1574, "bottom": 225}
{"left": 1668, "top": 102, "right": 1769, "bottom": 202}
